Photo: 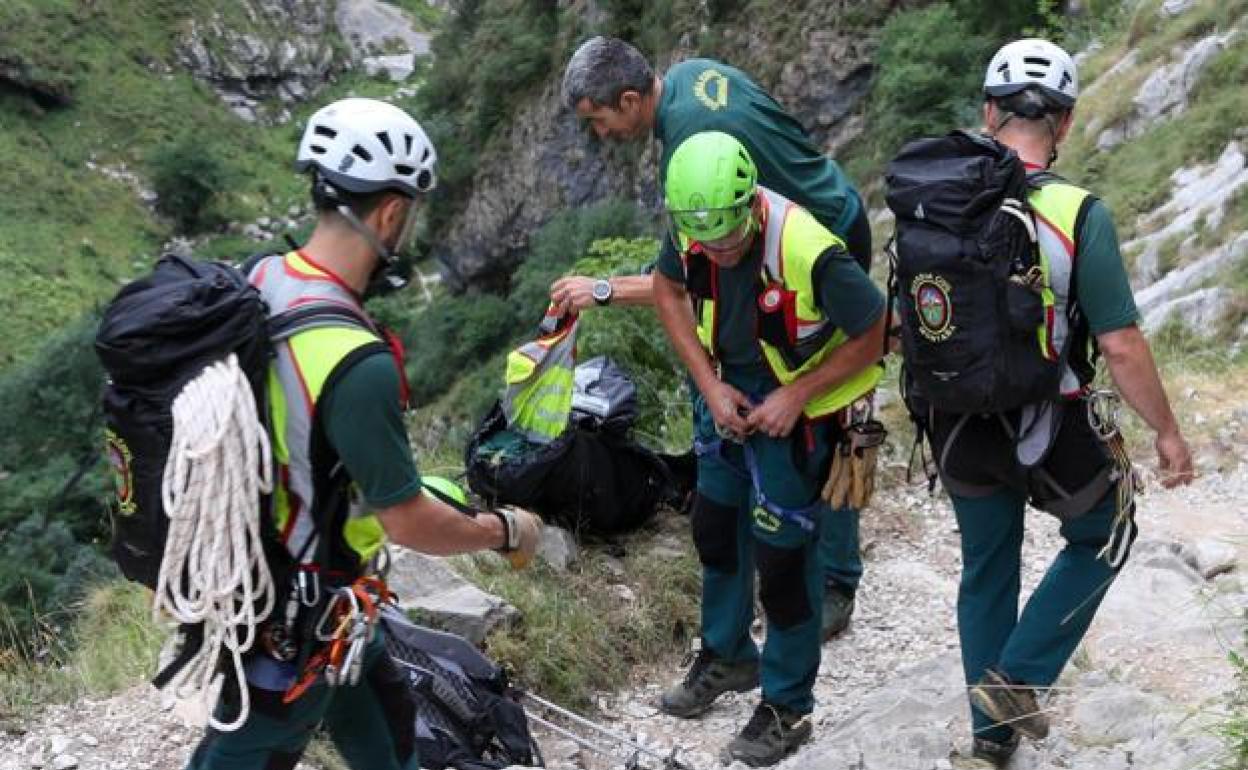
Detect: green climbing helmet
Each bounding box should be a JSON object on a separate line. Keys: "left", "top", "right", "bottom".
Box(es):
{"left": 422, "top": 475, "right": 468, "bottom": 506}
{"left": 664, "top": 131, "right": 758, "bottom": 243}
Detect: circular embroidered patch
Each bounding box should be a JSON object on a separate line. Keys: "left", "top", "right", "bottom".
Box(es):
{"left": 761, "top": 287, "right": 782, "bottom": 311}
{"left": 106, "top": 429, "right": 137, "bottom": 515}
{"left": 911, "top": 274, "right": 956, "bottom": 342}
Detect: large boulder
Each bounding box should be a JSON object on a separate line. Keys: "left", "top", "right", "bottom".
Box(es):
{"left": 1123, "top": 141, "right": 1248, "bottom": 284}
{"left": 1096, "top": 31, "right": 1234, "bottom": 152}
{"left": 386, "top": 548, "right": 519, "bottom": 644}
{"left": 175, "top": 1, "right": 340, "bottom": 123}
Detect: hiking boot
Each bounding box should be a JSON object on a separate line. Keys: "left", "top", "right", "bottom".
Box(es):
{"left": 658, "top": 644, "right": 759, "bottom": 718}
{"left": 971, "top": 732, "right": 1021, "bottom": 767}
{"left": 821, "top": 582, "right": 855, "bottom": 640}
{"left": 722, "top": 701, "right": 813, "bottom": 767}
{"left": 969, "top": 668, "right": 1049, "bottom": 740}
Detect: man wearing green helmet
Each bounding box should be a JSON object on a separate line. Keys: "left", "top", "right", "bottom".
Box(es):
{"left": 556, "top": 35, "right": 873, "bottom": 642}
{"left": 652, "top": 131, "right": 885, "bottom": 766}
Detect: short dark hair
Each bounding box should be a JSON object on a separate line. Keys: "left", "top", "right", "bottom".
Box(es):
{"left": 988, "top": 88, "right": 1069, "bottom": 121}
{"left": 310, "top": 173, "right": 396, "bottom": 217}
{"left": 561, "top": 36, "right": 654, "bottom": 110}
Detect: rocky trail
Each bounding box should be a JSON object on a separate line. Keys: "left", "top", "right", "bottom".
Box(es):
{"left": 538, "top": 455, "right": 1248, "bottom": 770}
{"left": 4, "top": 444, "right": 1245, "bottom": 770}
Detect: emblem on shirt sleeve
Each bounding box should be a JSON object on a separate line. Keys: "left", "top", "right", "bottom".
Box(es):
{"left": 694, "top": 68, "right": 730, "bottom": 111}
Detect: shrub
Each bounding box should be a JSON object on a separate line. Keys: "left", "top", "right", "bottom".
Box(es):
{"left": 149, "top": 133, "right": 235, "bottom": 234}
{"left": 867, "top": 6, "right": 993, "bottom": 163}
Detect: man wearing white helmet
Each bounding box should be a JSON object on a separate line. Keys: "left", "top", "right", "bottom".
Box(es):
{"left": 185, "top": 97, "right": 542, "bottom": 770}
{"left": 935, "top": 40, "right": 1194, "bottom": 765}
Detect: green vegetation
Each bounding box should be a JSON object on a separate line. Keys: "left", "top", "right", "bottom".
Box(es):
{"left": 149, "top": 134, "right": 238, "bottom": 234}
{"left": 454, "top": 512, "right": 700, "bottom": 709}
{"left": 1056, "top": 0, "right": 1248, "bottom": 242}
{"left": 398, "top": 199, "right": 652, "bottom": 426}
{"left": 853, "top": 6, "right": 992, "bottom": 181}
{"left": 0, "top": 316, "right": 115, "bottom": 647}
{"left": 1, "top": 582, "right": 163, "bottom": 716}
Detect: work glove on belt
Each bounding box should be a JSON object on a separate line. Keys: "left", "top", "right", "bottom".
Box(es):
{"left": 492, "top": 505, "right": 542, "bottom": 569}
{"left": 822, "top": 420, "right": 887, "bottom": 511}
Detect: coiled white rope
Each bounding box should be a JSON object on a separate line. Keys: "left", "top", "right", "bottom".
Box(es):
{"left": 153, "top": 353, "right": 276, "bottom": 732}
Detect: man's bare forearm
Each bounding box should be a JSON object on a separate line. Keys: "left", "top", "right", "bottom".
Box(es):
{"left": 1098, "top": 326, "right": 1181, "bottom": 437}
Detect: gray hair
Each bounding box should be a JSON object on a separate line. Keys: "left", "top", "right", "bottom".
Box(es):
{"left": 561, "top": 36, "right": 654, "bottom": 110}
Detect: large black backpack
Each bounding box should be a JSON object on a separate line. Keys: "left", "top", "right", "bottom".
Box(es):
{"left": 465, "top": 357, "right": 688, "bottom": 536}
{"left": 95, "top": 254, "right": 287, "bottom": 591}
{"left": 885, "top": 130, "right": 1071, "bottom": 414}
{"left": 381, "top": 607, "right": 539, "bottom": 770}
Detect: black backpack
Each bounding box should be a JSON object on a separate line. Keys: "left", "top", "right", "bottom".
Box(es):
{"left": 94, "top": 254, "right": 373, "bottom": 683}
{"left": 381, "top": 607, "right": 539, "bottom": 770}
{"left": 95, "top": 254, "right": 286, "bottom": 591}
{"left": 465, "top": 358, "right": 688, "bottom": 536}
{"left": 885, "top": 130, "right": 1074, "bottom": 414}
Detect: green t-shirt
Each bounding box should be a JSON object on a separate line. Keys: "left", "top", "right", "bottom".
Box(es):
{"left": 656, "top": 58, "right": 860, "bottom": 260}
{"left": 656, "top": 236, "right": 884, "bottom": 386}
{"left": 1074, "top": 199, "right": 1138, "bottom": 334}
{"left": 321, "top": 351, "right": 423, "bottom": 509}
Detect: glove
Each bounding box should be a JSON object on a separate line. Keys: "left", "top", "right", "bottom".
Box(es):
{"left": 493, "top": 505, "right": 542, "bottom": 569}
{"left": 822, "top": 420, "right": 887, "bottom": 510}
{"left": 822, "top": 444, "right": 853, "bottom": 509}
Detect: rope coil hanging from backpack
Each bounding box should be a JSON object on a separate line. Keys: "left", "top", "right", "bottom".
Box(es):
{"left": 153, "top": 353, "right": 276, "bottom": 732}
{"left": 1086, "top": 389, "right": 1139, "bottom": 569}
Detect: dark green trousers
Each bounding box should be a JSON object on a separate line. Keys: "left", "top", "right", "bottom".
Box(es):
{"left": 691, "top": 394, "right": 835, "bottom": 713}
{"left": 953, "top": 487, "right": 1120, "bottom": 742}
{"left": 691, "top": 391, "right": 863, "bottom": 592}
{"left": 186, "top": 632, "right": 418, "bottom": 770}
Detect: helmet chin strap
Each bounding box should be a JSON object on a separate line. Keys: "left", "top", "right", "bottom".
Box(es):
{"left": 335, "top": 203, "right": 411, "bottom": 294}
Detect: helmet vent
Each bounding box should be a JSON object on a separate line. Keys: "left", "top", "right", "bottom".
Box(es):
{"left": 310, "top": 145, "right": 327, "bottom": 155}
{"left": 395, "top": 164, "right": 414, "bottom": 176}
{"left": 376, "top": 132, "right": 394, "bottom": 154}
{"left": 314, "top": 125, "right": 337, "bottom": 139}
{"left": 352, "top": 145, "right": 373, "bottom": 163}
{"left": 1023, "top": 56, "right": 1051, "bottom": 67}
{"left": 404, "top": 134, "right": 414, "bottom": 155}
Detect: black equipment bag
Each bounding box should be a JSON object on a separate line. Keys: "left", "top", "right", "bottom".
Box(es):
{"left": 465, "top": 358, "right": 684, "bottom": 535}
{"left": 885, "top": 130, "right": 1067, "bottom": 414}
{"left": 94, "top": 254, "right": 287, "bottom": 590}
{"left": 95, "top": 251, "right": 376, "bottom": 591}
{"left": 382, "top": 607, "right": 540, "bottom": 770}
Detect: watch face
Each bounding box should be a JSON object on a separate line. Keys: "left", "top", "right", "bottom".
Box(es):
{"left": 593, "top": 280, "right": 612, "bottom": 302}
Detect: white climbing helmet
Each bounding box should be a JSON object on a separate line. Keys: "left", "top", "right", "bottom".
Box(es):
{"left": 295, "top": 97, "right": 437, "bottom": 197}
{"left": 983, "top": 38, "right": 1078, "bottom": 108}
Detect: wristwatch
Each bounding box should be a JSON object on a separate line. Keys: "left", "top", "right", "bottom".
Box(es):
{"left": 592, "top": 278, "right": 613, "bottom": 306}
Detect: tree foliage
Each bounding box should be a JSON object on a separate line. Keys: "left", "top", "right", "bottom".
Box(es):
{"left": 867, "top": 6, "right": 994, "bottom": 162}
{"left": 149, "top": 133, "right": 235, "bottom": 234}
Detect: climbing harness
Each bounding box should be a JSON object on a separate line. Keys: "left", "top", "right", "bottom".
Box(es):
{"left": 153, "top": 354, "right": 275, "bottom": 732}
{"left": 693, "top": 434, "right": 822, "bottom": 532}
{"left": 521, "top": 690, "right": 702, "bottom": 770}
{"left": 1086, "top": 389, "right": 1140, "bottom": 570}
{"left": 283, "top": 576, "right": 392, "bottom": 703}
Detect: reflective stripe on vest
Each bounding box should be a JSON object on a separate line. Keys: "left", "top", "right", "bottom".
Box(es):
{"left": 685, "top": 186, "right": 882, "bottom": 419}
{"left": 252, "top": 251, "right": 388, "bottom": 566}
{"left": 1029, "top": 181, "right": 1092, "bottom": 396}
{"left": 501, "top": 307, "right": 578, "bottom": 443}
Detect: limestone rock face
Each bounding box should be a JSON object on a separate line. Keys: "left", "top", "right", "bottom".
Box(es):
{"left": 175, "top": 1, "right": 340, "bottom": 123}
{"left": 434, "top": 4, "right": 882, "bottom": 288}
